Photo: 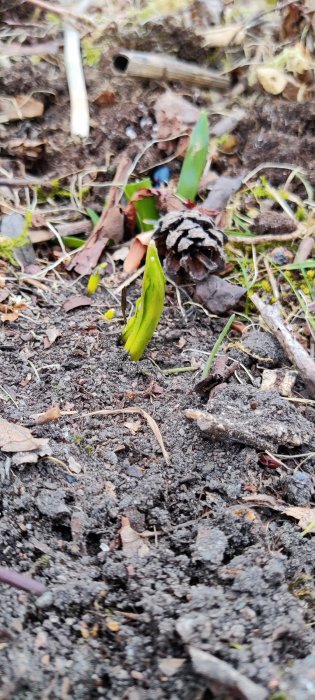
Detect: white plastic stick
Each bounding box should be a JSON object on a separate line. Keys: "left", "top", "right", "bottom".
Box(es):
{"left": 63, "top": 1, "right": 90, "bottom": 138}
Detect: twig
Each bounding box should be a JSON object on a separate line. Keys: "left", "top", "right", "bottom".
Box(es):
{"left": 251, "top": 293, "right": 315, "bottom": 398}
{"left": 228, "top": 229, "right": 306, "bottom": 245}
{"left": 115, "top": 266, "right": 145, "bottom": 295}
{"left": 0, "top": 565, "right": 46, "bottom": 596}
{"left": 69, "top": 406, "right": 170, "bottom": 465}
{"left": 25, "top": 0, "right": 95, "bottom": 26}
{"left": 0, "top": 41, "right": 60, "bottom": 57}
{"left": 189, "top": 646, "right": 267, "bottom": 700}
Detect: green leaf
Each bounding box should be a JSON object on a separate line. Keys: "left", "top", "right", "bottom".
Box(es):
{"left": 124, "top": 178, "right": 158, "bottom": 232}
{"left": 86, "top": 207, "right": 100, "bottom": 226}
{"left": 63, "top": 236, "right": 85, "bottom": 249}
{"left": 202, "top": 314, "right": 235, "bottom": 379}
{"left": 280, "top": 261, "right": 315, "bottom": 270}
{"left": 121, "top": 241, "right": 165, "bottom": 361}
{"left": 177, "top": 111, "right": 209, "bottom": 202}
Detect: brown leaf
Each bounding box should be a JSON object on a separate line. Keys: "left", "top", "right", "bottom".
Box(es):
{"left": 158, "top": 658, "right": 185, "bottom": 677}
{"left": 44, "top": 326, "right": 61, "bottom": 349}
{"left": 63, "top": 295, "right": 92, "bottom": 313}
{"left": 119, "top": 516, "right": 150, "bottom": 559}
{"left": 33, "top": 405, "right": 61, "bottom": 425}
{"left": 282, "top": 505, "right": 315, "bottom": 530}
{"left": 154, "top": 91, "right": 200, "bottom": 154}
{"left": 194, "top": 275, "right": 245, "bottom": 314}
{"left": 124, "top": 420, "right": 141, "bottom": 435}
{"left": 0, "top": 301, "right": 27, "bottom": 322}
{"left": 0, "top": 288, "right": 9, "bottom": 303}
{"left": 0, "top": 95, "right": 44, "bottom": 123}
{"left": 124, "top": 231, "right": 153, "bottom": 273}
{"left": 0, "top": 417, "right": 49, "bottom": 453}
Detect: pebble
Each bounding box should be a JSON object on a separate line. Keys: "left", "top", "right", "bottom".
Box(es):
{"left": 36, "top": 591, "right": 53, "bottom": 609}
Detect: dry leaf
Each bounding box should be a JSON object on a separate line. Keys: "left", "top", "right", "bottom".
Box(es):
{"left": 119, "top": 516, "right": 150, "bottom": 558}
{"left": 44, "top": 326, "right": 61, "bottom": 349}
{"left": 0, "top": 95, "right": 44, "bottom": 123}
{"left": 105, "top": 617, "right": 120, "bottom": 632}
{"left": 256, "top": 67, "right": 287, "bottom": 95}
{"left": 158, "top": 657, "right": 185, "bottom": 677}
{"left": 124, "top": 420, "right": 142, "bottom": 435}
{"left": 282, "top": 505, "right": 315, "bottom": 530}
{"left": 0, "top": 417, "right": 49, "bottom": 453}
{"left": 203, "top": 23, "right": 246, "bottom": 47}
{"left": 194, "top": 275, "right": 245, "bottom": 315}
{"left": 124, "top": 231, "right": 153, "bottom": 273}
{"left": 0, "top": 302, "right": 27, "bottom": 322}
{"left": 68, "top": 455, "right": 85, "bottom": 474}
{"left": 63, "top": 295, "right": 92, "bottom": 313}
{"left": 0, "top": 288, "right": 9, "bottom": 302}
{"left": 34, "top": 405, "right": 61, "bottom": 425}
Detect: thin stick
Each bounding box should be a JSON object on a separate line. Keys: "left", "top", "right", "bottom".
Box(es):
{"left": 229, "top": 229, "right": 306, "bottom": 245}
{"left": 25, "top": 0, "right": 95, "bottom": 26}
{"left": 72, "top": 406, "right": 170, "bottom": 465}
{"left": 251, "top": 293, "right": 315, "bottom": 398}
{"left": 0, "top": 566, "right": 46, "bottom": 596}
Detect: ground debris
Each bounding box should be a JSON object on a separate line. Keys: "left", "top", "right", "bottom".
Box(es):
{"left": 186, "top": 384, "right": 314, "bottom": 451}
{"left": 189, "top": 646, "right": 268, "bottom": 700}
{"left": 0, "top": 417, "right": 50, "bottom": 454}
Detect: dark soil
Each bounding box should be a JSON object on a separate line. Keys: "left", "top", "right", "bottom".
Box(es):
{"left": 1, "top": 11, "right": 315, "bottom": 700}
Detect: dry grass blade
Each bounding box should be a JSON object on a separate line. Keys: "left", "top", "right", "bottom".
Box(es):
{"left": 80, "top": 406, "right": 170, "bottom": 465}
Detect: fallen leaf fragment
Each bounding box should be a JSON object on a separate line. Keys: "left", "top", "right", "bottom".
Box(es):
{"left": 124, "top": 420, "right": 141, "bottom": 435}
{"left": 119, "top": 516, "right": 150, "bottom": 559}
{"left": 124, "top": 231, "right": 153, "bottom": 273}
{"left": 0, "top": 417, "right": 49, "bottom": 453}
{"left": 283, "top": 506, "right": 315, "bottom": 531}
{"left": 44, "top": 326, "right": 61, "bottom": 349}
{"left": 0, "top": 288, "right": 9, "bottom": 303}
{"left": 33, "top": 404, "right": 61, "bottom": 425}
{"left": 158, "top": 657, "right": 185, "bottom": 677}
{"left": 194, "top": 275, "right": 245, "bottom": 315}
{"left": 0, "top": 95, "right": 44, "bottom": 123}
{"left": 68, "top": 455, "right": 85, "bottom": 474}
{"left": 105, "top": 617, "right": 120, "bottom": 633}
{"left": 63, "top": 295, "right": 92, "bottom": 313}
{"left": 203, "top": 23, "right": 246, "bottom": 48}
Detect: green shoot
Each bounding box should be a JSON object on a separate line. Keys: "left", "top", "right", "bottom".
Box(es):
{"left": 177, "top": 111, "right": 209, "bottom": 202}
{"left": 87, "top": 263, "right": 107, "bottom": 295}
{"left": 63, "top": 236, "right": 85, "bottom": 249}
{"left": 86, "top": 207, "right": 100, "bottom": 227}
{"left": 124, "top": 178, "right": 159, "bottom": 232}
{"left": 121, "top": 241, "right": 165, "bottom": 361}
{"left": 202, "top": 314, "right": 235, "bottom": 379}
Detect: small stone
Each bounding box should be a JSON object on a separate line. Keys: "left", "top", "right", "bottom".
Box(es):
{"left": 193, "top": 526, "right": 227, "bottom": 564}
{"left": 36, "top": 591, "right": 53, "bottom": 609}
{"left": 270, "top": 246, "right": 294, "bottom": 265}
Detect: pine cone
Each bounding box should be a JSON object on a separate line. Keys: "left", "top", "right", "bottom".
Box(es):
{"left": 153, "top": 210, "right": 227, "bottom": 283}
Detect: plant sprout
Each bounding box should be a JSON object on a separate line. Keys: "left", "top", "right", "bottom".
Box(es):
{"left": 121, "top": 241, "right": 165, "bottom": 360}
{"left": 177, "top": 110, "right": 209, "bottom": 202}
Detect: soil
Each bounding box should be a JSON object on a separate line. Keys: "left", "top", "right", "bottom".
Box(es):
{"left": 1, "top": 7, "right": 315, "bottom": 700}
